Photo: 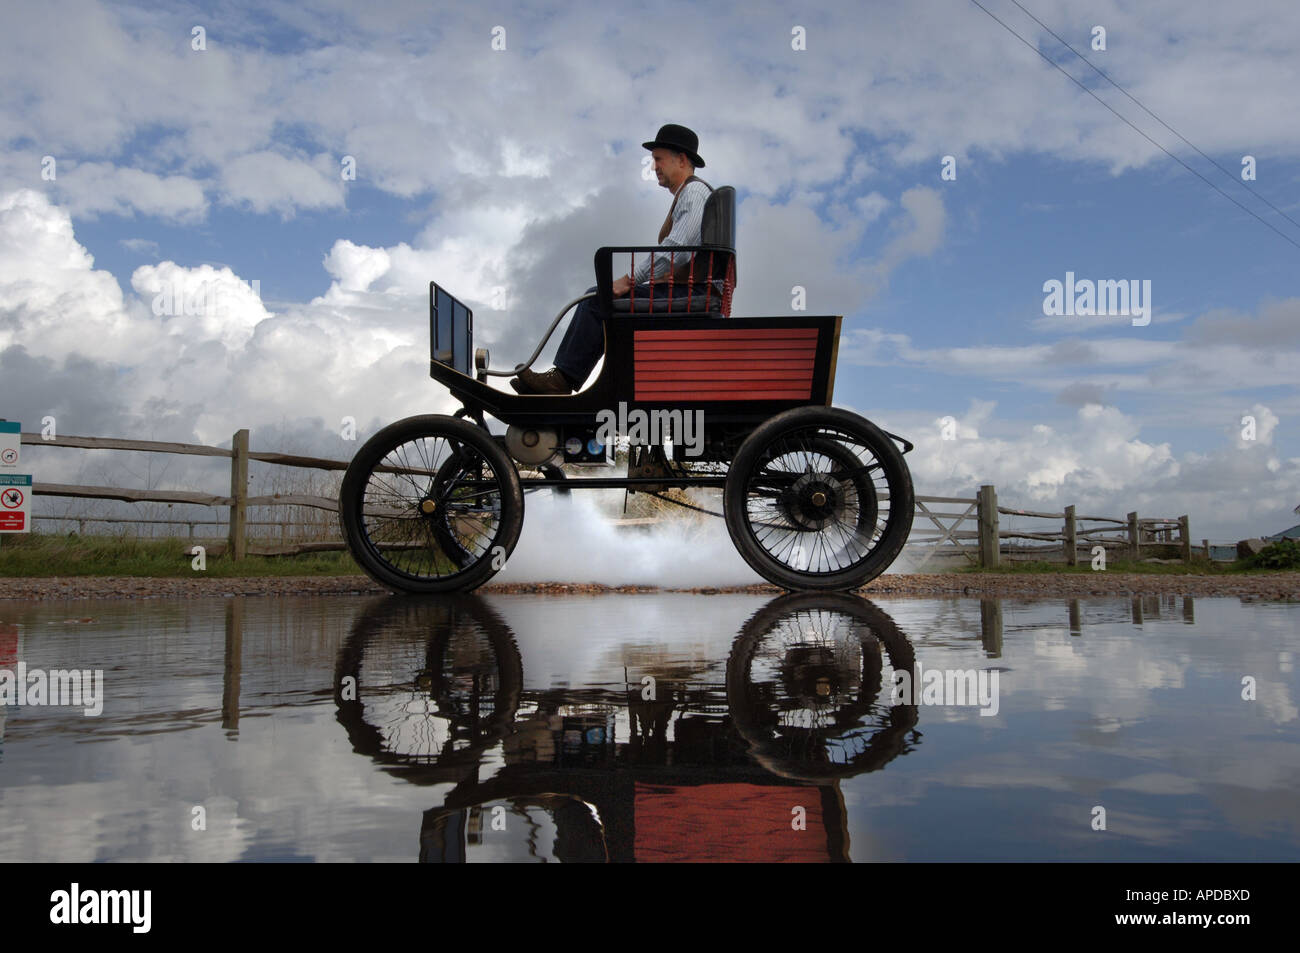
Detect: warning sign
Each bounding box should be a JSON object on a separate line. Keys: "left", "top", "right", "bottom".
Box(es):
{"left": 0, "top": 473, "right": 31, "bottom": 532}
{"left": 0, "top": 421, "right": 18, "bottom": 469}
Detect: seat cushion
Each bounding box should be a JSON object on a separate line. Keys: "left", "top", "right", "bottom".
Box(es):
{"left": 611, "top": 293, "right": 723, "bottom": 314}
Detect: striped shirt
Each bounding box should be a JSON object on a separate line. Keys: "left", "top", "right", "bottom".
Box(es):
{"left": 632, "top": 179, "right": 712, "bottom": 284}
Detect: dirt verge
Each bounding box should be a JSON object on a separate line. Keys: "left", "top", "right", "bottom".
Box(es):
{"left": 0, "top": 572, "right": 1297, "bottom": 601}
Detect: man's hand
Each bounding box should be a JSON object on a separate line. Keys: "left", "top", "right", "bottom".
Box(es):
{"left": 612, "top": 274, "right": 633, "bottom": 297}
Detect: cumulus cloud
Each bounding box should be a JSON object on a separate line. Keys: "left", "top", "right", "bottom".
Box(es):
{"left": 323, "top": 240, "right": 392, "bottom": 293}
{"left": 217, "top": 151, "right": 345, "bottom": 217}
{"left": 0, "top": 189, "right": 133, "bottom": 363}
{"left": 5, "top": 0, "right": 1300, "bottom": 221}
{"left": 36, "top": 161, "right": 208, "bottom": 222}
{"left": 852, "top": 396, "right": 1300, "bottom": 540}
{"left": 0, "top": 188, "right": 449, "bottom": 460}
{"left": 1236, "top": 403, "right": 1279, "bottom": 447}
{"left": 905, "top": 399, "right": 1176, "bottom": 498}
{"left": 864, "top": 187, "right": 946, "bottom": 292}
{"left": 1056, "top": 381, "right": 1111, "bottom": 407}
{"left": 841, "top": 294, "right": 1300, "bottom": 426}
{"left": 129, "top": 261, "right": 269, "bottom": 351}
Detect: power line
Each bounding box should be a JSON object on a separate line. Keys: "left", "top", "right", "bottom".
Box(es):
{"left": 1007, "top": 0, "right": 1300, "bottom": 233}
{"left": 966, "top": 0, "right": 1300, "bottom": 254}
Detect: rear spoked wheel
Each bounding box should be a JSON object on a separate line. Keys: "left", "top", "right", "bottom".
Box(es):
{"left": 724, "top": 407, "right": 913, "bottom": 591}
{"left": 726, "top": 592, "right": 918, "bottom": 780}
{"left": 339, "top": 415, "right": 523, "bottom": 593}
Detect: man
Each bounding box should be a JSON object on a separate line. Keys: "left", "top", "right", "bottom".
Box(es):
{"left": 511, "top": 123, "right": 716, "bottom": 395}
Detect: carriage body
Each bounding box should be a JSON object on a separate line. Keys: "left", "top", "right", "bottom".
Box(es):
{"left": 430, "top": 296, "right": 844, "bottom": 466}
{"left": 340, "top": 187, "right": 916, "bottom": 593}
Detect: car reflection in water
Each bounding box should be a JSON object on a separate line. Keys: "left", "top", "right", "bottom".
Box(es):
{"left": 333, "top": 593, "right": 921, "bottom": 862}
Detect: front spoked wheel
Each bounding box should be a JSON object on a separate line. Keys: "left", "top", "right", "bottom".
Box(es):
{"left": 724, "top": 407, "right": 914, "bottom": 591}
{"left": 339, "top": 415, "right": 523, "bottom": 593}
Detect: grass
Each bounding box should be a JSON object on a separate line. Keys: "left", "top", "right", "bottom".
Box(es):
{"left": 2, "top": 534, "right": 1293, "bottom": 580}
{"left": 0, "top": 533, "right": 365, "bottom": 578}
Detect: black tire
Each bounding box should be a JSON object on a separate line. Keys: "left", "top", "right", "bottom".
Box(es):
{"left": 726, "top": 592, "right": 918, "bottom": 781}
{"left": 724, "top": 406, "right": 913, "bottom": 591}
{"left": 333, "top": 594, "right": 524, "bottom": 777}
{"left": 339, "top": 415, "right": 523, "bottom": 594}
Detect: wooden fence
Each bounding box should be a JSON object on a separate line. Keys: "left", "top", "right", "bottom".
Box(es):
{"left": 904, "top": 485, "right": 1192, "bottom": 569}
{"left": 13, "top": 432, "right": 1193, "bottom": 567}
{"left": 16, "top": 430, "right": 343, "bottom": 558}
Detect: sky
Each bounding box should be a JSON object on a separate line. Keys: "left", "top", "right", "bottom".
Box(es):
{"left": 2, "top": 0, "right": 1299, "bottom": 546}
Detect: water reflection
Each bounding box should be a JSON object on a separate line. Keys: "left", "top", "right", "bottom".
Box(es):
{"left": 728, "top": 594, "right": 917, "bottom": 782}
{"left": 331, "top": 593, "right": 921, "bottom": 862}
{"left": 223, "top": 601, "right": 242, "bottom": 733}
{"left": 333, "top": 596, "right": 523, "bottom": 784}
{"left": 3, "top": 588, "right": 1294, "bottom": 862}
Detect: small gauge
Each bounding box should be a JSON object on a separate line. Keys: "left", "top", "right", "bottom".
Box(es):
{"left": 586, "top": 437, "right": 604, "bottom": 456}
{"left": 565, "top": 436, "right": 583, "bottom": 455}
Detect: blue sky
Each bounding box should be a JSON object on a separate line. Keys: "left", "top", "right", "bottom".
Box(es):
{"left": 2, "top": 0, "right": 1299, "bottom": 541}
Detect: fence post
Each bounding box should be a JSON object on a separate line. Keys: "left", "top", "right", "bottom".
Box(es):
{"left": 1178, "top": 515, "right": 1191, "bottom": 563}
{"left": 222, "top": 599, "right": 243, "bottom": 732}
{"left": 978, "top": 484, "right": 1000, "bottom": 568}
{"left": 979, "top": 598, "right": 1003, "bottom": 657}
{"left": 1063, "top": 504, "right": 1077, "bottom": 566}
{"left": 1202, "top": 538, "right": 1210, "bottom": 561}
{"left": 229, "top": 429, "right": 249, "bottom": 561}
{"left": 1127, "top": 511, "right": 1140, "bottom": 561}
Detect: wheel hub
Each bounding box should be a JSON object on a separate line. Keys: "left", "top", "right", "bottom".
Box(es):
{"left": 782, "top": 472, "right": 842, "bottom": 530}
{"left": 782, "top": 646, "right": 843, "bottom": 701}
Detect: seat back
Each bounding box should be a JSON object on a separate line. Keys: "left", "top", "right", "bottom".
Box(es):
{"left": 599, "top": 185, "right": 739, "bottom": 319}
{"left": 700, "top": 186, "right": 737, "bottom": 312}
{"left": 701, "top": 186, "right": 735, "bottom": 250}
{"left": 687, "top": 185, "right": 737, "bottom": 304}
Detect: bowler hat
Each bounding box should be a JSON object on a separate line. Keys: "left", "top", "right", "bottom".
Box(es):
{"left": 642, "top": 123, "right": 705, "bottom": 168}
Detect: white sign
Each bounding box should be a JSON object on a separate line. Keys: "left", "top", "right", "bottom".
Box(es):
{"left": 0, "top": 473, "right": 31, "bottom": 533}
{"left": 0, "top": 421, "right": 18, "bottom": 469}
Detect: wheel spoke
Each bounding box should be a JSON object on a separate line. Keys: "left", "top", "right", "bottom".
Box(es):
{"left": 342, "top": 420, "right": 520, "bottom": 589}
{"left": 733, "top": 418, "right": 909, "bottom": 584}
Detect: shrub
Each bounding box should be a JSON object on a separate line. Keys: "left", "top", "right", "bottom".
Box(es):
{"left": 1241, "top": 538, "right": 1300, "bottom": 570}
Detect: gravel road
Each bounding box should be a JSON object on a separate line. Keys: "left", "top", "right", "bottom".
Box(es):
{"left": 0, "top": 572, "right": 1296, "bottom": 601}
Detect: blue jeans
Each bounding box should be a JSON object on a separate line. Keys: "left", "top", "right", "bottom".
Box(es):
{"left": 553, "top": 281, "right": 717, "bottom": 387}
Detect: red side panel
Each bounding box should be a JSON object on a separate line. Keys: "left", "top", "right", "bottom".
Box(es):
{"left": 633, "top": 327, "right": 818, "bottom": 401}
{"left": 633, "top": 782, "right": 831, "bottom": 862}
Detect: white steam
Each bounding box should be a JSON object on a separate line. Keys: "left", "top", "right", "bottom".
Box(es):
{"left": 495, "top": 487, "right": 764, "bottom": 588}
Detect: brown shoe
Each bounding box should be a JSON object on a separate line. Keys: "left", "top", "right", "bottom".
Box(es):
{"left": 510, "top": 367, "right": 575, "bottom": 395}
